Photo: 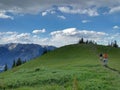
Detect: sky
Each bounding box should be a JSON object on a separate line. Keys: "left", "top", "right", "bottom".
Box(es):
{"left": 0, "top": 0, "right": 120, "bottom": 47}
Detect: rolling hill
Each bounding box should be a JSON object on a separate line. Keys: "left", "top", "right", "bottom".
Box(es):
{"left": 0, "top": 44, "right": 120, "bottom": 90}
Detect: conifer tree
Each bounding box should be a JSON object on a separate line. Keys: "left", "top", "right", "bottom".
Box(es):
{"left": 16, "top": 58, "right": 22, "bottom": 66}
{"left": 113, "top": 40, "right": 118, "bottom": 48}
{"left": 78, "top": 38, "right": 84, "bottom": 44}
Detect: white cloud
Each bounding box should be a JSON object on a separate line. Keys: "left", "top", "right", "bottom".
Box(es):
{"left": 58, "top": 6, "right": 99, "bottom": 16}
{"left": 0, "top": 28, "right": 120, "bottom": 47}
{"left": 0, "top": 32, "right": 31, "bottom": 44}
{"left": 0, "top": 11, "right": 13, "bottom": 19}
{"left": 51, "top": 28, "right": 106, "bottom": 38}
{"left": 42, "top": 12, "right": 47, "bottom": 16}
{"left": 57, "top": 15, "right": 66, "bottom": 19}
{"left": 16, "top": 33, "right": 30, "bottom": 39}
{"left": 82, "top": 20, "right": 90, "bottom": 23}
{"left": 32, "top": 29, "right": 46, "bottom": 34}
{"left": 109, "top": 6, "right": 120, "bottom": 14}
{"left": 50, "top": 28, "right": 108, "bottom": 46}
{"left": 113, "top": 25, "right": 120, "bottom": 29}
{"left": 41, "top": 8, "right": 56, "bottom": 16}
{"left": 0, "top": 31, "right": 48, "bottom": 45}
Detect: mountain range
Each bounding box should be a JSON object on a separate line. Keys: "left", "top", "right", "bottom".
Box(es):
{"left": 0, "top": 43, "right": 56, "bottom": 70}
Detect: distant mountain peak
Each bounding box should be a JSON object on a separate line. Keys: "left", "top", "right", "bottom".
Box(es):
{"left": 8, "top": 43, "right": 18, "bottom": 50}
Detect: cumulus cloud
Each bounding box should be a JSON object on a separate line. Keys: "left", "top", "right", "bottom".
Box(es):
{"left": 0, "top": 28, "right": 120, "bottom": 47}
{"left": 0, "top": 31, "right": 49, "bottom": 45}
{"left": 0, "top": 32, "right": 31, "bottom": 44}
{"left": 32, "top": 29, "right": 46, "bottom": 34}
{"left": 0, "top": 11, "right": 13, "bottom": 19}
{"left": 42, "top": 12, "right": 47, "bottom": 16}
{"left": 16, "top": 33, "right": 30, "bottom": 39}
{"left": 41, "top": 8, "right": 55, "bottom": 16}
{"left": 51, "top": 28, "right": 107, "bottom": 38}
{"left": 50, "top": 28, "right": 108, "bottom": 46}
{"left": 58, "top": 6, "right": 99, "bottom": 16}
{"left": 113, "top": 25, "right": 120, "bottom": 29}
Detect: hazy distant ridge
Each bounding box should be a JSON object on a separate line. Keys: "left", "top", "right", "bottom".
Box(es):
{"left": 0, "top": 43, "right": 56, "bottom": 69}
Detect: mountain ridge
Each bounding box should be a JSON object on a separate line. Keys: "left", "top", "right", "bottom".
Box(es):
{"left": 0, "top": 43, "right": 56, "bottom": 69}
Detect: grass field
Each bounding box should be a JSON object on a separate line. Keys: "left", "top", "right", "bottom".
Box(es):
{"left": 0, "top": 44, "right": 120, "bottom": 90}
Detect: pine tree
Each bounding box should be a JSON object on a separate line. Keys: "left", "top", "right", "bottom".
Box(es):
{"left": 78, "top": 38, "right": 84, "bottom": 44}
{"left": 16, "top": 58, "right": 22, "bottom": 66}
{"left": 113, "top": 40, "right": 118, "bottom": 48}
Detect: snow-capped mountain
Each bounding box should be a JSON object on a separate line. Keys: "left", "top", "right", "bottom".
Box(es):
{"left": 0, "top": 43, "right": 56, "bottom": 70}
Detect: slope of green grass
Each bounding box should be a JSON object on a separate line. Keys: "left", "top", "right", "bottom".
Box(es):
{"left": 0, "top": 44, "right": 120, "bottom": 90}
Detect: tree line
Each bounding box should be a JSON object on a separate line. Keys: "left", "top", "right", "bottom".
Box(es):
{"left": 108, "top": 40, "right": 119, "bottom": 48}
{"left": 4, "top": 58, "right": 26, "bottom": 72}
{"left": 78, "top": 38, "right": 97, "bottom": 45}
{"left": 78, "top": 38, "right": 119, "bottom": 48}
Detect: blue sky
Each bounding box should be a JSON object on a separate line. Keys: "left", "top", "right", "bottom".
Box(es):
{"left": 0, "top": 0, "right": 120, "bottom": 47}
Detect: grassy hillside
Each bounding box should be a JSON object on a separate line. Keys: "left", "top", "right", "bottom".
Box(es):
{"left": 0, "top": 44, "right": 120, "bottom": 90}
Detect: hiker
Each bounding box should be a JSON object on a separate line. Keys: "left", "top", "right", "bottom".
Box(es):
{"left": 99, "top": 53, "right": 103, "bottom": 61}
{"left": 103, "top": 53, "right": 108, "bottom": 66}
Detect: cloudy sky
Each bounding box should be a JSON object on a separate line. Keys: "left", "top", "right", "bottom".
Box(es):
{"left": 0, "top": 0, "right": 120, "bottom": 47}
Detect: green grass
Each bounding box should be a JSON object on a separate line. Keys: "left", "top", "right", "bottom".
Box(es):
{"left": 0, "top": 44, "right": 120, "bottom": 90}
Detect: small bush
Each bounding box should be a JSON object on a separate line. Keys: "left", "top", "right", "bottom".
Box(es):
{"left": 35, "top": 68, "right": 40, "bottom": 72}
